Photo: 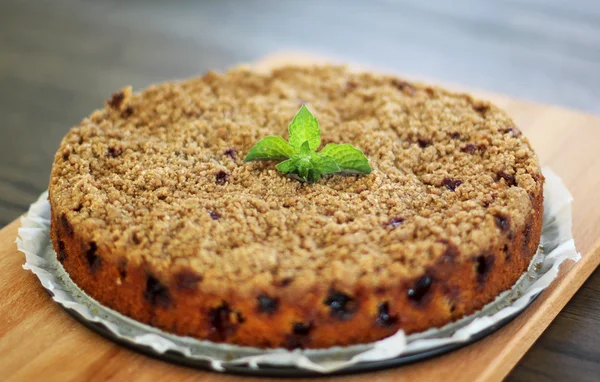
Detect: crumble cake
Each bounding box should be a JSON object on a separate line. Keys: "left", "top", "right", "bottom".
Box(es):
{"left": 49, "top": 65, "right": 543, "bottom": 348}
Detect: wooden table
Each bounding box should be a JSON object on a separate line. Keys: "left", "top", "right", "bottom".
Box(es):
{"left": 1, "top": 1, "right": 600, "bottom": 380}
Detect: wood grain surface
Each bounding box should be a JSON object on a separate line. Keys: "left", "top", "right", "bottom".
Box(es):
{"left": 2, "top": 1, "right": 600, "bottom": 380}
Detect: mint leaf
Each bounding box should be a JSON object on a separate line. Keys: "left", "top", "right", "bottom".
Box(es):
{"left": 310, "top": 152, "right": 340, "bottom": 175}
{"left": 244, "top": 136, "right": 294, "bottom": 162}
{"left": 320, "top": 143, "right": 372, "bottom": 174}
{"left": 288, "top": 105, "right": 321, "bottom": 151}
{"left": 293, "top": 144, "right": 313, "bottom": 182}
{"left": 275, "top": 158, "right": 297, "bottom": 174}
{"left": 297, "top": 161, "right": 310, "bottom": 180}
{"left": 278, "top": 152, "right": 339, "bottom": 183}
{"left": 281, "top": 142, "right": 340, "bottom": 183}
{"left": 307, "top": 169, "right": 322, "bottom": 183}
{"left": 298, "top": 140, "right": 311, "bottom": 155}
{"left": 244, "top": 106, "right": 372, "bottom": 183}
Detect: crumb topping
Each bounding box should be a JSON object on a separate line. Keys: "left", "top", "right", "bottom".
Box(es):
{"left": 50, "top": 65, "right": 542, "bottom": 295}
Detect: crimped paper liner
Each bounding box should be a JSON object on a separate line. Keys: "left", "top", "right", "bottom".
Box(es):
{"left": 17, "top": 168, "right": 579, "bottom": 373}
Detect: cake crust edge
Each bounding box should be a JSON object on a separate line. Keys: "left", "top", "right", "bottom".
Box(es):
{"left": 49, "top": 178, "right": 543, "bottom": 349}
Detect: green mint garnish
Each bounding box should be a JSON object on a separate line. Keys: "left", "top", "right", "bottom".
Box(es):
{"left": 244, "top": 105, "right": 372, "bottom": 183}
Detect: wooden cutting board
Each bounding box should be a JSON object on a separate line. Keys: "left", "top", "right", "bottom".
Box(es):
{"left": 1, "top": 53, "right": 600, "bottom": 382}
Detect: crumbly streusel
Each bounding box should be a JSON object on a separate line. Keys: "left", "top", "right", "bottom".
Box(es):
{"left": 50, "top": 65, "right": 541, "bottom": 296}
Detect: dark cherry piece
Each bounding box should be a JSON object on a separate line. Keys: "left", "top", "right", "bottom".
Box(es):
{"left": 107, "top": 91, "right": 125, "bottom": 109}
{"left": 121, "top": 106, "right": 134, "bottom": 118}
{"left": 144, "top": 275, "right": 171, "bottom": 308}
{"left": 107, "top": 146, "right": 123, "bottom": 158}
{"left": 473, "top": 103, "right": 489, "bottom": 113}
{"left": 117, "top": 258, "right": 128, "bottom": 279}
{"left": 408, "top": 275, "right": 433, "bottom": 303}
{"left": 215, "top": 171, "right": 230, "bottom": 185}
{"left": 475, "top": 255, "right": 495, "bottom": 283}
{"left": 502, "top": 126, "right": 522, "bottom": 136}
{"left": 496, "top": 170, "right": 517, "bottom": 186}
{"left": 285, "top": 322, "right": 313, "bottom": 349}
{"left": 224, "top": 148, "right": 237, "bottom": 159}
{"left": 494, "top": 214, "right": 511, "bottom": 232}
{"left": 57, "top": 240, "right": 67, "bottom": 263}
{"left": 85, "top": 241, "right": 102, "bottom": 272}
{"left": 503, "top": 244, "right": 511, "bottom": 261}
{"left": 461, "top": 143, "right": 477, "bottom": 154}
{"left": 174, "top": 270, "right": 202, "bottom": 291}
{"left": 324, "top": 291, "right": 356, "bottom": 320}
{"left": 387, "top": 217, "right": 404, "bottom": 228}
{"left": 417, "top": 138, "right": 432, "bottom": 148}
{"left": 60, "top": 213, "right": 73, "bottom": 236}
{"left": 293, "top": 322, "right": 312, "bottom": 335}
{"left": 209, "top": 303, "right": 230, "bottom": 339}
{"left": 376, "top": 302, "right": 399, "bottom": 327}
{"left": 209, "top": 302, "right": 244, "bottom": 340}
{"left": 257, "top": 295, "right": 279, "bottom": 313}
{"left": 278, "top": 277, "right": 294, "bottom": 287}
{"left": 131, "top": 232, "right": 141, "bottom": 245}
{"left": 441, "top": 177, "right": 463, "bottom": 191}
{"left": 208, "top": 211, "right": 220, "bottom": 220}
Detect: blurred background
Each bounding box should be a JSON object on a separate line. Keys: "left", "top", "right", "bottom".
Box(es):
{"left": 1, "top": 0, "right": 600, "bottom": 379}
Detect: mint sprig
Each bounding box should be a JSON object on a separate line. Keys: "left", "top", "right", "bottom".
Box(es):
{"left": 244, "top": 105, "right": 372, "bottom": 183}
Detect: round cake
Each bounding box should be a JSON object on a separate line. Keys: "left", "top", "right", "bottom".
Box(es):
{"left": 49, "top": 65, "right": 543, "bottom": 349}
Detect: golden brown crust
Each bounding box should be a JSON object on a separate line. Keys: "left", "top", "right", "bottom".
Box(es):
{"left": 50, "top": 188, "right": 542, "bottom": 348}
{"left": 48, "top": 65, "right": 544, "bottom": 348}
